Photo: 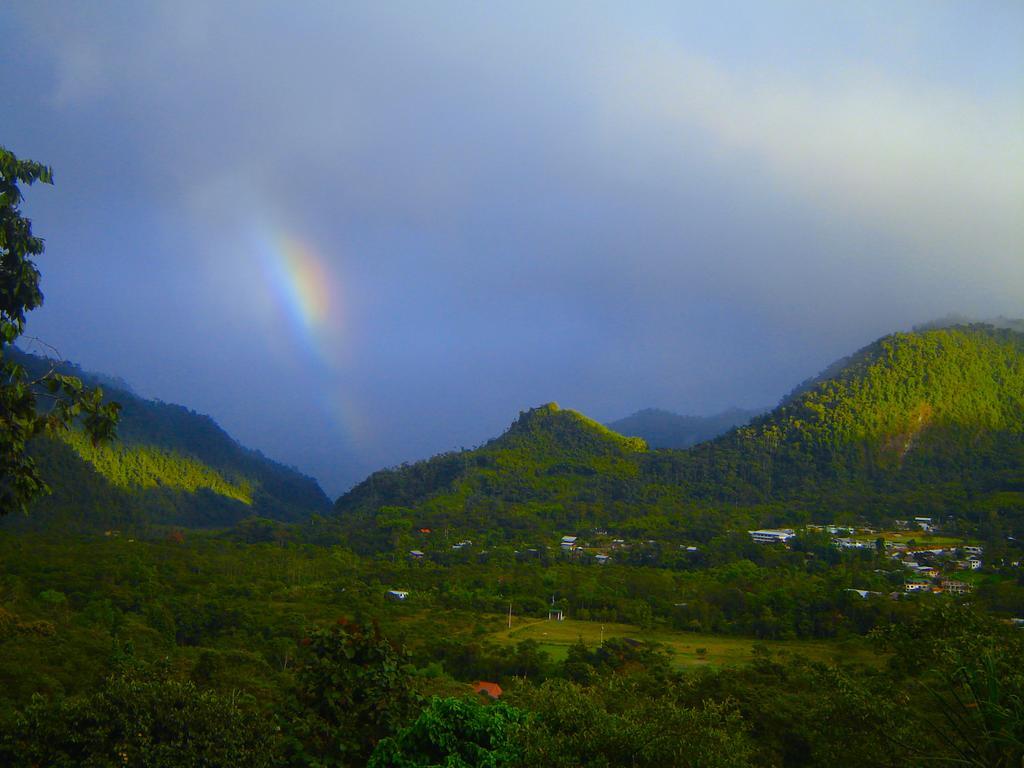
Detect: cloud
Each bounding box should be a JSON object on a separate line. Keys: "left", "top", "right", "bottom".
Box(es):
{"left": 591, "top": 40, "right": 1024, "bottom": 303}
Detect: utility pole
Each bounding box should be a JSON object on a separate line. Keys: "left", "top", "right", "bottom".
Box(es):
{"left": 508, "top": 602, "right": 513, "bottom": 629}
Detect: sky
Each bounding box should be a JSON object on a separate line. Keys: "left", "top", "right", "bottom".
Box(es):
{"left": 2, "top": 2, "right": 1022, "bottom": 495}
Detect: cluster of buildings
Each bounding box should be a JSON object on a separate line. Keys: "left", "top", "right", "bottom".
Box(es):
{"left": 560, "top": 534, "right": 613, "bottom": 564}
{"left": 746, "top": 525, "right": 988, "bottom": 596}
{"left": 894, "top": 516, "right": 938, "bottom": 533}
{"left": 890, "top": 544, "right": 983, "bottom": 593}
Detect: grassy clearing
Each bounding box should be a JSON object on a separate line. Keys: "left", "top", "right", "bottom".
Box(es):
{"left": 487, "top": 615, "right": 883, "bottom": 669}
{"left": 865, "top": 532, "right": 970, "bottom": 548}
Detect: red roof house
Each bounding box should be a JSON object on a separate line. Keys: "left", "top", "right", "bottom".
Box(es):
{"left": 473, "top": 681, "right": 503, "bottom": 699}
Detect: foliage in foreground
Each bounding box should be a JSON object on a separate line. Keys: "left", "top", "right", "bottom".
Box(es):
{"left": 0, "top": 658, "right": 277, "bottom": 767}
{"left": 369, "top": 697, "right": 526, "bottom": 768}
{"left": 1, "top": 146, "right": 120, "bottom": 514}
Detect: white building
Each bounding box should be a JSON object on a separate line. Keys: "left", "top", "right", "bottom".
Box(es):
{"left": 749, "top": 529, "right": 795, "bottom": 545}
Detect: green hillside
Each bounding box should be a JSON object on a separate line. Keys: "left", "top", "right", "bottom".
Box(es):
{"left": 334, "top": 403, "right": 652, "bottom": 549}
{"left": 3, "top": 349, "right": 331, "bottom": 531}
{"left": 57, "top": 428, "right": 253, "bottom": 503}
{"left": 675, "top": 325, "right": 1024, "bottom": 500}
{"left": 334, "top": 325, "right": 1024, "bottom": 549}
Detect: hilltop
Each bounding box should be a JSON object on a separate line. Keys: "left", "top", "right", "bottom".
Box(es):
{"left": 334, "top": 325, "right": 1024, "bottom": 549}
{"left": 3, "top": 348, "right": 331, "bottom": 532}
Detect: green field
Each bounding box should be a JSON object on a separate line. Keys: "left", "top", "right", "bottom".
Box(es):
{"left": 868, "top": 532, "right": 971, "bottom": 548}
{"left": 488, "top": 615, "right": 883, "bottom": 669}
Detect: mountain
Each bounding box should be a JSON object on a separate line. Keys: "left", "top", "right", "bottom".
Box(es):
{"left": 334, "top": 325, "right": 1024, "bottom": 549}
{"left": 3, "top": 348, "right": 331, "bottom": 531}
{"left": 334, "top": 403, "right": 652, "bottom": 549}
{"left": 607, "top": 407, "right": 764, "bottom": 449}
{"left": 674, "top": 325, "right": 1024, "bottom": 502}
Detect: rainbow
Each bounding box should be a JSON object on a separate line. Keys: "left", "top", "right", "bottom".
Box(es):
{"left": 258, "top": 231, "right": 334, "bottom": 338}
{"left": 251, "top": 225, "right": 367, "bottom": 447}
{"left": 252, "top": 226, "right": 347, "bottom": 366}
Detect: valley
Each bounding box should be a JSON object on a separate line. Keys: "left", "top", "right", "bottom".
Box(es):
{"left": 2, "top": 323, "right": 1023, "bottom": 766}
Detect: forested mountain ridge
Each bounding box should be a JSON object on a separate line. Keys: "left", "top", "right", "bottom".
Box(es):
{"left": 688, "top": 324, "right": 1024, "bottom": 498}
{"left": 334, "top": 325, "right": 1024, "bottom": 548}
{"left": 3, "top": 348, "right": 331, "bottom": 530}
{"left": 335, "top": 403, "right": 640, "bottom": 514}
{"left": 607, "top": 407, "right": 765, "bottom": 449}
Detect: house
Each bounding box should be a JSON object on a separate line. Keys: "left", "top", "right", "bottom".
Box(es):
{"left": 560, "top": 535, "right": 578, "bottom": 550}
{"left": 914, "top": 517, "right": 936, "bottom": 533}
{"left": 473, "top": 681, "right": 503, "bottom": 699}
{"left": 963, "top": 545, "right": 984, "bottom": 556}
{"left": 409, "top": 550, "right": 425, "bottom": 560}
{"left": 594, "top": 554, "right": 610, "bottom": 565}
{"left": 905, "top": 580, "right": 931, "bottom": 592}
{"left": 386, "top": 590, "right": 409, "bottom": 601}
{"left": 749, "top": 529, "right": 795, "bottom": 545}
{"left": 941, "top": 580, "right": 972, "bottom": 595}
{"left": 957, "top": 557, "right": 982, "bottom": 571}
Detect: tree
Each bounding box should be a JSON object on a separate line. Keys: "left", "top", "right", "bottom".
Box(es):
{"left": 368, "top": 696, "right": 526, "bottom": 768}
{"left": 287, "top": 619, "right": 420, "bottom": 766}
{"left": 0, "top": 146, "right": 119, "bottom": 514}
{"left": 0, "top": 659, "right": 280, "bottom": 767}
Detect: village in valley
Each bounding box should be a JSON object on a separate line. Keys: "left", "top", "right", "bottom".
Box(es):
{"left": 388, "top": 515, "right": 1004, "bottom": 610}
{"left": 747, "top": 518, "right": 988, "bottom": 598}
